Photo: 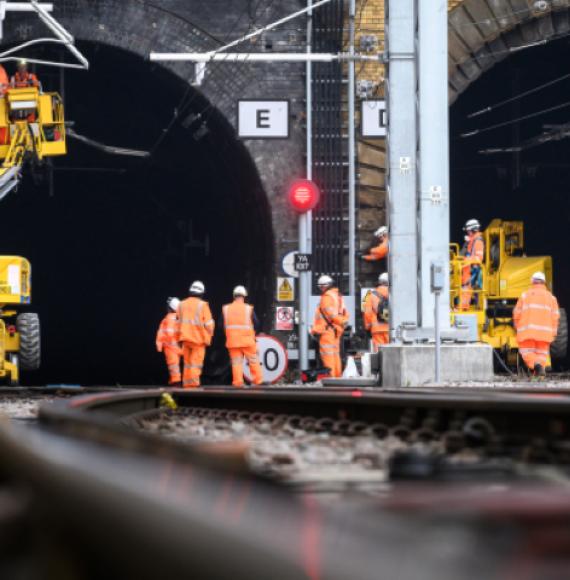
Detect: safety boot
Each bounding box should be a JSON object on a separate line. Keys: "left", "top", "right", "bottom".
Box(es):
{"left": 534, "top": 363, "right": 546, "bottom": 378}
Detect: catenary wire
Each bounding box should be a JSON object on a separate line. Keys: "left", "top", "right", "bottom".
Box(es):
{"left": 461, "top": 100, "right": 570, "bottom": 138}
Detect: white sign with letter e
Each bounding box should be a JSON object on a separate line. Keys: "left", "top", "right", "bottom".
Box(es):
{"left": 238, "top": 100, "right": 289, "bottom": 138}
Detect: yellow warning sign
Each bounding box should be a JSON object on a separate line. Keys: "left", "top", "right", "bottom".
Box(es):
{"left": 277, "top": 277, "right": 295, "bottom": 302}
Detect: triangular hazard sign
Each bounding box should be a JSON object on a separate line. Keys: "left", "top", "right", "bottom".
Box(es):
{"left": 280, "top": 279, "right": 292, "bottom": 292}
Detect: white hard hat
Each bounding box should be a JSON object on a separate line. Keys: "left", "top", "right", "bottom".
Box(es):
{"left": 189, "top": 280, "right": 205, "bottom": 294}
{"left": 464, "top": 219, "right": 481, "bottom": 232}
{"left": 233, "top": 285, "right": 247, "bottom": 297}
{"left": 167, "top": 297, "right": 180, "bottom": 311}
{"left": 531, "top": 271, "right": 546, "bottom": 283}
{"left": 374, "top": 226, "right": 388, "bottom": 238}
{"left": 317, "top": 275, "right": 334, "bottom": 287}
{"left": 378, "top": 272, "right": 389, "bottom": 285}
{"left": 17, "top": 59, "right": 27, "bottom": 67}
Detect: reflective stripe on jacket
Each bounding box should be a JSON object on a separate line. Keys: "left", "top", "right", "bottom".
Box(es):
{"left": 10, "top": 72, "right": 39, "bottom": 88}
{"left": 462, "top": 232, "right": 484, "bottom": 286}
{"left": 223, "top": 301, "right": 256, "bottom": 349}
{"left": 312, "top": 288, "right": 349, "bottom": 335}
{"left": 155, "top": 312, "right": 180, "bottom": 352}
{"left": 178, "top": 297, "right": 215, "bottom": 346}
{"left": 514, "top": 284, "right": 560, "bottom": 343}
{"left": 363, "top": 285, "right": 389, "bottom": 334}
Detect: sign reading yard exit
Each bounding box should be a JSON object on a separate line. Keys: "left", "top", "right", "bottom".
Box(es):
{"left": 238, "top": 100, "right": 289, "bottom": 138}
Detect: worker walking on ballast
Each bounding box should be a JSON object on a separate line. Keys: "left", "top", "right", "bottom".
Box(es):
{"left": 311, "top": 275, "right": 349, "bottom": 378}
{"left": 178, "top": 281, "right": 214, "bottom": 388}
{"left": 155, "top": 297, "right": 182, "bottom": 386}
{"left": 460, "top": 219, "right": 485, "bottom": 310}
{"left": 223, "top": 286, "right": 263, "bottom": 387}
{"left": 360, "top": 226, "right": 388, "bottom": 262}
{"left": 514, "top": 272, "right": 560, "bottom": 377}
{"left": 364, "top": 273, "right": 389, "bottom": 351}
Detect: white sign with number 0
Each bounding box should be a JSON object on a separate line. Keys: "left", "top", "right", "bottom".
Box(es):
{"left": 243, "top": 334, "right": 288, "bottom": 384}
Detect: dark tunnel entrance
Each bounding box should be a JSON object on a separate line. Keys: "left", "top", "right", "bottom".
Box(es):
{"left": 451, "top": 34, "right": 570, "bottom": 366}
{"left": 0, "top": 42, "right": 275, "bottom": 386}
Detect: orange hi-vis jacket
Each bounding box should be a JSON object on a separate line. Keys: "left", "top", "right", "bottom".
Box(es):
{"left": 364, "top": 236, "right": 388, "bottom": 262}
{"left": 223, "top": 300, "right": 256, "bottom": 349}
{"left": 462, "top": 233, "right": 484, "bottom": 282}
{"left": 514, "top": 284, "right": 560, "bottom": 344}
{"left": 155, "top": 312, "right": 180, "bottom": 352}
{"left": 364, "top": 286, "right": 389, "bottom": 334}
{"left": 178, "top": 297, "right": 215, "bottom": 346}
{"left": 312, "top": 288, "right": 349, "bottom": 336}
{"left": 11, "top": 71, "right": 39, "bottom": 88}
{"left": 0, "top": 66, "right": 8, "bottom": 94}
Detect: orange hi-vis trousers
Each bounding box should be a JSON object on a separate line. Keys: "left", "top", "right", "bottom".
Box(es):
{"left": 163, "top": 346, "right": 181, "bottom": 384}
{"left": 229, "top": 344, "right": 263, "bottom": 387}
{"left": 319, "top": 330, "right": 342, "bottom": 378}
{"left": 371, "top": 331, "right": 389, "bottom": 352}
{"left": 518, "top": 339, "right": 550, "bottom": 371}
{"left": 182, "top": 343, "right": 206, "bottom": 388}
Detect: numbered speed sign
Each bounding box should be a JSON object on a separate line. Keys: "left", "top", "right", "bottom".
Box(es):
{"left": 243, "top": 334, "right": 288, "bottom": 384}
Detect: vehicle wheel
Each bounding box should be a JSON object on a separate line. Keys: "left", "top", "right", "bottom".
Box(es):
{"left": 551, "top": 308, "right": 568, "bottom": 361}
{"left": 17, "top": 313, "right": 41, "bottom": 371}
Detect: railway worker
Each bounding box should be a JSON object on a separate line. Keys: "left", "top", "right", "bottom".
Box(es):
{"left": 0, "top": 64, "right": 8, "bottom": 96}
{"left": 222, "top": 285, "right": 263, "bottom": 387}
{"left": 155, "top": 297, "right": 182, "bottom": 386}
{"left": 514, "top": 272, "right": 560, "bottom": 377}
{"left": 460, "top": 218, "right": 485, "bottom": 310}
{"left": 178, "top": 281, "right": 215, "bottom": 388}
{"left": 360, "top": 226, "right": 389, "bottom": 262}
{"left": 10, "top": 60, "right": 40, "bottom": 89}
{"left": 363, "top": 272, "right": 389, "bottom": 351}
{"left": 311, "top": 275, "right": 349, "bottom": 378}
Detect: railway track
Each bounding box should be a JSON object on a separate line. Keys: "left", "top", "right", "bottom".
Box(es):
{"left": 1, "top": 384, "right": 570, "bottom": 578}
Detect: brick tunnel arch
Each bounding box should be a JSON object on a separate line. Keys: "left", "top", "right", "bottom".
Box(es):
{"left": 448, "top": 0, "right": 570, "bottom": 102}
{"left": 449, "top": 1, "right": 570, "bottom": 355}
{"left": 0, "top": 33, "right": 277, "bottom": 385}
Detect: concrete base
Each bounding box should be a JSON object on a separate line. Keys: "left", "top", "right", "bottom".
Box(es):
{"left": 381, "top": 343, "right": 493, "bottom": 387}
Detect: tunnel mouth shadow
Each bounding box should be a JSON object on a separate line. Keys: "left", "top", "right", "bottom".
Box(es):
{"left": 0, "top": 41, "right": 274, "bottom": 386}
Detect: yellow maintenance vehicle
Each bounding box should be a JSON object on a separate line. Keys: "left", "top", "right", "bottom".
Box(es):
{"left": 0, "top": 86, "right": 66, "bottom": 383}
{"left": 450, "top": 219, "right": 567, "bottom": 367}
{"left": 0, "top": 85, "right": 66, "bottom": 197}
{"left": 0, "top": 257, "right": 40, "bottom": 385}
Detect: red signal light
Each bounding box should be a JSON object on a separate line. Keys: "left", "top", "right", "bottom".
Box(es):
{"left": 288, "top": 179, "right": 320, "bottom": 213}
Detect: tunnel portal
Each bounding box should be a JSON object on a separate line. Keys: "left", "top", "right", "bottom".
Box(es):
{"left": 0, "top": 42, "right": 274, "bottom": 385}
{"left": 451, "top": 34, "right": 570, "bottom": 368}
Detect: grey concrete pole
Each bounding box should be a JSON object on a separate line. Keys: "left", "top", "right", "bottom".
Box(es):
{"left": 418, "top": 0, "right": 451, "bottom": 330}
{"left": 386, "top": 0, "right": 419, "bottom": 338}
{"left": 348, "top": 0, "right": 356, "bottom": 298}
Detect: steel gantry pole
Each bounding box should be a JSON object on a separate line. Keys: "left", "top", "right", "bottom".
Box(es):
{"left": 418, "top": 0, "right": 450, "bottom": 332}
{"left": 347, "top": 0, "right": 356, "bottom": 298}
{"left": 299, "top": 0, "right": 314, "bottom": 374}
{"left": 386, "top": 0, "right": 419, "bottom": 339}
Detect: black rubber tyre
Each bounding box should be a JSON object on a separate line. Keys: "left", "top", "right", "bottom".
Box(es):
{"left": 551, "top": 307, "right": 568, "bottom": 362}
{"left": 16, "top": 313, "right": 41, "bottom": 371}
